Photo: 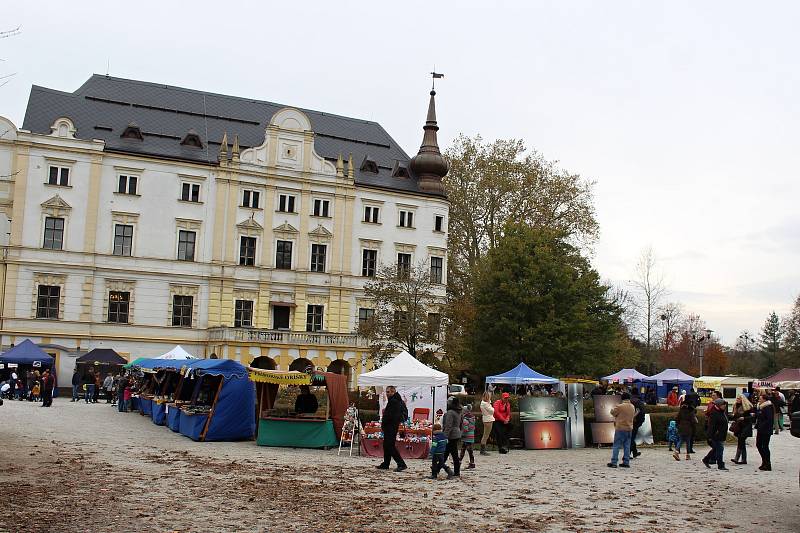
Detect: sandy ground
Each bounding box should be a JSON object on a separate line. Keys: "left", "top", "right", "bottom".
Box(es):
{"left": 0, "top": 398, "right": 798, "bottom": 533}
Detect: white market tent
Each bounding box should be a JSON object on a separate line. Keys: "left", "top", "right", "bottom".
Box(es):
{"left": 358, "top": 351, "right": 448, "bottom": 387}
{"left": 643, "top": 368, "right": 695, "bottom": 383}
{"left": 602, "top": 368, "right": 649, "bottom": 383}
{"left": 156, "top": 345, "right": 196, "bottom": 360}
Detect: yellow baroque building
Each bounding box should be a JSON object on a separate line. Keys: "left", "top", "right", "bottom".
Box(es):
{"left": 0, "top": 75, "right": 449, "bottom": 388}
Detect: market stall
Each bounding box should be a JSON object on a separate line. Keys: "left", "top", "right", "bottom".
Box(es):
{"left": 602, "top": 368, "right": 649, "bottom": 385}
{"left": 764, "top": 368, "right": 800, "bottom": 384}
{"left": 695, "top": 375, "right": 753, "bottom": 408}
{"left": 357, "top": 351, "right": 448, "bottom": 459}
{"left": 250, "top": 368, "right": 348, "bottom": 449}
{"left": 177, "top": 359, "right": 255, "bottom": 442}
{"left": 157, "top": 345, "right": 197, "bottom": 360}
{"left": 643, "top": 368, "right": 695, "bottom": 401}
{"left": 0, "top": 340, "right": 54, "bottom": 398}
{"left": 485, "top": 363, "right": 567, "bottom": 449}
{"left": 137, "top": 358, "right": 192, "bottom": 426}
{"left": 76, "top": 349, "right": 127, "bottom": 401}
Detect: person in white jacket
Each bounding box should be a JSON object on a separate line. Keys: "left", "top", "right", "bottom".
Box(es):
{"left": 479, "top": 391, "right": 495, "bottom": 456}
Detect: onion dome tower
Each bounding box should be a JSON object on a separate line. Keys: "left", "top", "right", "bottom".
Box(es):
{"left": 409, "top": 89, "right": 448, "bottom": 195}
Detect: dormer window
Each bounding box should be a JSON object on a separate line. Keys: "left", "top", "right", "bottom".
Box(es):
{"left": 391, "top": 161, "right": 410, "bottom": 178}
{"left": 120, "top": 123, "right": 143, "bottom": 141}
{"left": 180, "top": 130, "right": 203, "bottom": 149}
{"left": 360, "top": 156, "right": 379, "bottom": 174}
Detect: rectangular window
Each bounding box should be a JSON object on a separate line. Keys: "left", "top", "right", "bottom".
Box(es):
{"left": 177, "top": 230, "right": 196, "bottom": 261}
{"left": 239, "top": 236, "right": 257, "bottom": 266}
{"left": 118, "top": 175, "right": 138, "bottom": 195}
{"left": 181, "top": 182, "right": 201, "bottom": 202}
{"left": 113, "top": 224, "right": 133, "bottom": 256}
{"left": 278, "top": 194, "right": 296, "bottom": 213}
{"left": 430, "top": 256, "right": 443, "bottom": 284}
{"left": 392, "top": 310, "right": 408, "bottom": 336}
{"left": 108, "top": 291, "right": 130, "bottom": 324}
{"left": 364, "top": 206, "right": 379, "bottom": 223}
{"left": 36, "top": 285, "right": 60, "bottom": 319}
{"left": 399, "top": 210, "right": 414, "bottom": 228}
{"left": 434, "top": 215, "right": 444, "bottom": 232}
{"left": 362, "top": 249, "right": 377, "bottom": 277}
{"left": 397, "top": 253, "right": 411, "bottom": 278}
{"left": 310, "top": 244, "right": 327, "bottom": 273}
{"left": 428, "top": 312, "right": 441, "bottom": 340}
{"left": 358, "top": 307, "right": 375, "bottom": 327}
{"left": 306, "top": 304, "right": 324, "bottom": 332}
{"left": 43, "top": 217, "right": 64, "bottom": 250}
{"left": 313, "top": 199, "right": 330, "bottom": 217}
{"left": 276, "top": 240, "right": 293, "bottom": 269}
{"left": 172, "top": 295, "right": 193, "bottom": 327}
{"left": 242, "top": 189, "right": 260, "bottom": 208}
{"left": 273, "top": 306, "right": 290, "bottom": 329}
{"left": 47, "top": 166, "right": 70, "bottom": 186}
{"left": 234, "top": 300, "right": 254, "bottom": 328}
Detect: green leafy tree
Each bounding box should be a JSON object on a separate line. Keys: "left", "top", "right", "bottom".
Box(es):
{"left": 469, "top": 224, "right": 621, "bottom": 377}
{"left": 759, "top": 311, "right": 783, "bottom": 376}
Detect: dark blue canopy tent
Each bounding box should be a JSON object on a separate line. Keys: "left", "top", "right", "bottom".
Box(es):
{"left": 178, "top": 359, "right": 255, "bottom": 442}
{"left": 137, "top": 358, "right": 193, "bottom": 426}
{"left": 485, "top": 362, "right": 559, "bottom": 386}
{"left": 0, "top": 339, "right": 54, "bottom": 367}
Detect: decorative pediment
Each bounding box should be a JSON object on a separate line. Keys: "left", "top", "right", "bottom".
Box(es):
{"left": 237, "top": 217, "right": 263, "bottom": 231}
{"left": 49, "top": 117, "right": 77, "bottom": 139}
{"left": 41, "top": 195, "right": 72, "bottom": 216}
{"left": 273, "top": 221, "right": 299, "bottom": 236}
{"left": 308, "top": 224, "right": 333, "bottom": 241}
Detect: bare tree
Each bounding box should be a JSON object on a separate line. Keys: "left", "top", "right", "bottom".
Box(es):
{"left": 359, "top": 262, "right": 444, "bottom": 364}
{"left": 656, "top": 301, "right": 684, "bottom": 351}
{"left": 632, "top": 247, "right": 668, "bottom": 350}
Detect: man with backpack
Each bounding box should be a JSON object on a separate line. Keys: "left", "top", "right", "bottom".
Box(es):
{"left": 629, "top": 389, "right": 646, "bottom": 458}
{"left": 376, "top": 386, "right": 408, "bottom": 472}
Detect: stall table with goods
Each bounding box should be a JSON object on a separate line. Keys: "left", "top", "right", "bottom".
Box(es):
{"left": 136, "top": 359, "right": 193, "bottom": 426}
{"left": 357, "top": 351, "right": 449, "bottom": 459}
{"left": 249, "top": 367, "right": 348, "bottom": 449}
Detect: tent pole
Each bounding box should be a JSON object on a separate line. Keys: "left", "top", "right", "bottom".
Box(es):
{"left": 431, "top": 386, "right": 435, "bottom": 422}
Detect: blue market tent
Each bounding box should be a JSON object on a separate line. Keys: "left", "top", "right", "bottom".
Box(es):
{"left": 486, "top": 362, "right": 559, "bottom": 385}
{"left": 179, "top": 359, "right": 255, "bottom": 442}
{"left": 136, "top": 359, "right": 193, "bottom": 426}
{"left": 0, "top": 339, "right": 54, "bottom": 367}
{"left": 643, "top": 368, "right": 695, "bottom": 400}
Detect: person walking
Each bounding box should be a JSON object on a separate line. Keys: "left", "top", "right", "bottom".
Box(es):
{"left": 730, "top": 394, "right": 754, "bottom": 465}
{"left": 702, "top": 398, "right": 729, "bottom": 470}
{"left": 117, "top": 375, "right": 129, "bottom": 412}
{"left": 93, "top": 372, "right": 101, "bottom": 403}
{"left": 103, "top": 374, "right": 114, "bottom": 404}
{"left": 667, "top": 386, "right": 680, "bottom": 407}
{"left": 607, "top": 392, "right": 636, "bottom": 468}
{"left": 83, "top": 371, "right": 95, "bottom": 403}
{"left": 459, "top": 404, "right": 476, "bottom": 469}
{"left": 755, "top": 392, "right": 774, "bottom": 471}
{"left": 442, "top": 397, "right": 463, "bottom": 477}
{"left": 773, "top": 387, "right": 786, "bottom": 434}
{"left": 479, "top": 392, "right": 494, "bottom": 456}
{"left": 629, "top": 389, "right": 646, "bottom": 458}
{"left": 673, "top": 400, "right": 698, "bottom": 461}
{"left": 40, "top": 369, "right": 54, "bottom": 407}
{"left": 376, "top": 385, "right": 408, "bottom": 472}
{"left": 71, "top": 369, "right": 81, "bottom": 402}
{"left": 492, "top": 392, "right": 512, "bottom": 454}
{"left": 429, "top": 423, "right": 453, "bottom": 480}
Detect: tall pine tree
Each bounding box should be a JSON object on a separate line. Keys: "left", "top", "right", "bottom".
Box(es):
{"left": 759, "top": 311, "right": 783, "bottom": 376}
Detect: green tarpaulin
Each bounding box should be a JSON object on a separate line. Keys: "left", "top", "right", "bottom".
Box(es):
{"left": 123, "top": 357, "right": 147, "bottom": 369}
{"left": 256, "top": 418, "right": 337, "bottom": 449}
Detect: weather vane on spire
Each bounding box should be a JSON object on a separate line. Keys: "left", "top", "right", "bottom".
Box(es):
{"left": 431, "top": 70, "right": 444, "bottom": 91}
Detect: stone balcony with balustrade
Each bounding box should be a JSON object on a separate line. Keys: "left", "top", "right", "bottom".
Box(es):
{"left": 207, "top": 327, "right": 370, "bottom": 348}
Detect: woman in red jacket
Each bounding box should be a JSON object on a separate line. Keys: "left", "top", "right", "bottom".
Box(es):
{"left": 492, "top": 393, "right": 512, "bottom": 454}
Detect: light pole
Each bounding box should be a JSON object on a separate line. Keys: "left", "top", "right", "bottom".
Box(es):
{"left": 691, "top": 329, "right": 713, "bottom": 375}
{"left": 738, "top": 332, "right": 752, "bottom": 360}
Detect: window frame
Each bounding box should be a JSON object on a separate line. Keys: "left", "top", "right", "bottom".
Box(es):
{"left": 398, "top": 209, "right": 415, "bottom": 228}
{"left": 430, "top": 256, "right": 444, "bottom": 284}
{"left": 361, "top": 249, "right": 377, "bottom": 277}
{"left": 434, "top": 215, "right": 444, "bottom": 233}
{"left": 42, "top": 216, "right": 65, "bottom": 250}
{"left": 306, "top": 304, "right": 324, "bottom": 332}
{"left": 363, "top": 205, "right": 380, "bottom": 224}
{"left": 117, "top": 174, "right": 139, "bottom": 196}
{"left": 47, "top": 165, "right": 71, "bottom": 187}
{"left": 312, "top": 198, "right": 331, "bottom": 218}
{"left": 278, "top": 193, "right": 297, "bottom": 213}
{"left": 397, "top": 252, "right": 412, "bottom": 278}
{"left": 177, "top": 230, "right": 196, "bottom": 261}
{"left": 107, "top": 291, "right": 130, "bottom": 324}
{"left": 180, "top": 182, "right": 202, "bottom": 203}
{"left": 112, "top": 223, "right": 134, "bottom": 257}
{"left": 234, "top": 299, "right": 254, "bottom": 328}
{"left": 36, "top": 285, "right": 60, "bottom": 319}
{"left": 171, "top": 294, "right": 194, "bottom": 327}
{"left": 239, "top": 236, "right": 257, "bottom": 266}
{"left": 358, "top": 307, "right": 375, "bottom": 327}
{"left": 242, "top": 189, "right": 261, "bottom": 209}
{"left": 275, "top": 239, "right": 293, "bottom": 270}
{"left": 310, "top": 243, "right": 327, "bottom": 273}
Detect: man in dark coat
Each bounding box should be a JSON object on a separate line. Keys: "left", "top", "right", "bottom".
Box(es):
{"left": 40, "top": 369, "right": 54, "bottom": 407}
{"left": 755, "top": 392, "right": 774, "bottom": 471}
{"left": 702, "top": 398, "right": 729, "bottom": 470}
{"left": 629, "top": 389, "right": 646, "bottom": 458}
{"left": 685, "top": 389, "right": 701, "bottom": 409}
{"left": 71, "top": 369, "right": 81, "bottom": 402}
{"left": 376, "top": 386, "right": 407, "bottom": 472}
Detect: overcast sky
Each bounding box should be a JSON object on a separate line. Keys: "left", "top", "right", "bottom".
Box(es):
{"left": 2, "top": 1, "right": 798, "bottom": 345}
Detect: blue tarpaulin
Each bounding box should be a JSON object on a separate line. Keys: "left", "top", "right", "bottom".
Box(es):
{"left": 0, "top": 339, "right": 54, "bottom": 366}
{"left": 643, "top": 368, "right": 695, "bottom": 399}
{"left": 166, "top": 405, "right": 181, "bottom": 432}
{"left": 151, "top": 401, "right": 166, "bottom": 425}
{"left": 179, "top": 411, "right": 209, "bottom": 440}
{"left": 486, "top": 362, "right": 559, "bottom": 385}
{"left": 183, "top": 359, "right": 255, "bottom": 442}
{"left": 139, "top": 397, "right": 153, "bottom": 416}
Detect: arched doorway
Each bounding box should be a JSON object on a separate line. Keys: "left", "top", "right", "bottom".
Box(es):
{"left": 327, "top": 359, "right": 352, "bottom": 388}
{"left": 250, "top": 356, "right": 277, "bottom": 370}
{"left": 289, "top": 357, "right": 314, "bottom": 373}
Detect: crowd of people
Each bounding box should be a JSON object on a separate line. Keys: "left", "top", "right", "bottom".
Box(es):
{"left": 69, "top": 368, "right": 144, "bottom": 412}
{"left": 0, "top": 368, "right": 56, "bottom": 406}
